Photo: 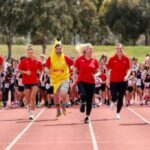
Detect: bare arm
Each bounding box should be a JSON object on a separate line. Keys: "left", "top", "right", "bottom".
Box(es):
{"left": 105, "top": 67, "right": 111, "bottom": 88}
{"left": 72, "top": 66, "right": 78, "bottom": 85}
{"left": 124, "top": 69, "right": 131, "bottom": 81}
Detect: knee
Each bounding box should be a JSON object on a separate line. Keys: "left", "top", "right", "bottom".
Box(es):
{"left": 80, "top": 93, "right": 88, "bottom": 101}
{"left": 111, "top": 94, "right": 118, "bottom": 102}
{"left": 60, "top": 91, "right": 67, "bottom": 99}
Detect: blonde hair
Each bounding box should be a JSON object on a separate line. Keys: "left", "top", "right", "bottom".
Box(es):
{"left": 75, "top": 43, "right": 93, "bottom": 54}
{"left": 27, "top": 44, "right": 33, "bottom": 50}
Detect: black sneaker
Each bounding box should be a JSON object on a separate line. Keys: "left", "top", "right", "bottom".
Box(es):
{"left": 45, "top": 101, "right": 48, "bottom": 107}
{"left": 84, "top": 117, "right": 89, "bottom": 124}
{"left": 80, "top": 103, "right": 85, "bottom": 113}
{"left": 47, "top": 104, "right": 51, "bottom": 108}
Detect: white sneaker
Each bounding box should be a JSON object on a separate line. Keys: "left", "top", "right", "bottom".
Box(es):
{"left": 115, "top": 113, "right": 120, "bottom": 120}
{"left": 110, "top": 102, "right": 115, "bottom": 111}
{"left": 28, "top": 110, "right": 34, "bottom": 120}
{"left": 29, "top": 114, "right": 34, "bottom": 120}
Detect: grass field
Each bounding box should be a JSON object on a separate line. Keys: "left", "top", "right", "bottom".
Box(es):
{"left": 0, "top": 45, "right": 150, "bottom": 63}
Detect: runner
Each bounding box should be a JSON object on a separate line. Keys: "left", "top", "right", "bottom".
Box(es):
{"left": 18, "top": 46, "right": 42, "bottom": 120}
{"left": 73, "top": 43, "right": 100, "bottom": 123}
{"left": 143, "top": 67, "right": 150, "bottom": 106}
{"left": 136, "top": 64, "right": 145, "bottom": 105}
{"left": 125, "top": 71, "right": 136, "bottom": 107}
{"left": 106, "top": 43, "right": 131, "bottom": 119}
{"left": 45, "top": 40, "right": 74, "bottom": 119}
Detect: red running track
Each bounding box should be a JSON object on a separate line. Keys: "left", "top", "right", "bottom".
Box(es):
{"left": 0, "top": 105, "right": 150, "bottom": 150}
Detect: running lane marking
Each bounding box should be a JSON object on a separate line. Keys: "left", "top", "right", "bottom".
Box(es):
{"left": 5, "top": 108, "right": 46, "bottom": 150}
{"left": 127, "top": 107, "right": 150, "bottom": 124}
{"left": 89, "top": 118, "right": 99, "bottom": 150}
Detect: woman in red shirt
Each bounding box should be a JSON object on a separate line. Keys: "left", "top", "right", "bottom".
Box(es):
{"left": 18, "top": 46, "right": 42, "bottom": 120}
{"left": 73, "top": 43, "right": 100, "bottom": 123}
{"left": 106, "top": 43, "right": 131, "bottom": 119}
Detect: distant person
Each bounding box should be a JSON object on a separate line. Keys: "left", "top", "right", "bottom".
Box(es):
{"left": 18, "top": 46, "right": 42, "bottom": 120}
{"left": 73, "top": 43, "right": 100, "bottom": 123}
{"left": 106, "top": 43, "right": 131, "bottom": 119}
{"left": 45, "top": 40, "right": 74, "bottom": 120}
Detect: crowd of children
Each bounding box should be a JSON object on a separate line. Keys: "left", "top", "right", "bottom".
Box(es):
{"left": 0, "top": 53, "right": 150, "bottom": 110}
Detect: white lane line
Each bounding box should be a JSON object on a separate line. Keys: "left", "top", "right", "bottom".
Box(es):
{"left": 127, "top": 107, "right": 150, "bottom": 124}
{"left": 89, "top": 118, "right": 99, "bottom": 150}
{"left": 5, "top": 108, "right": 46, "bottom": 150}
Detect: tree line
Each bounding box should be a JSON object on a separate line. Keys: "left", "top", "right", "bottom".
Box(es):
{"left": 0, "top": 0, "right": 150, "bottom": 60}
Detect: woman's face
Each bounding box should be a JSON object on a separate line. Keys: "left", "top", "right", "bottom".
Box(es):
{"left": 139, "top": 64, "right": 144, "bottom": 70}
{"left": 85, "top": 47, "right": 93, "bottom": 57}
{"left": 132, "top": 59, "right": 138, "bottom": 65}
{"left": 27, "top": 49, "right": 34, "bottom": 58}
{"left": 116, "top": 45, "right": 124, "bottom": 57}
{"left": 12, "top": 60, "right": 18, "bottom": 68}
{"left": 103, "top": 56, "right": 107, "bottom": 63}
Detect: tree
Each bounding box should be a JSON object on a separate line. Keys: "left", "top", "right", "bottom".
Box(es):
{"left": 78, "top": 0, "right": 100, "bottom": 44}
{"left": 0, "top": 0, "right": 25, "bottom": 60}
{"left": 65, "top": 0, "right": 82, "bottom": 44}
{"left": 93, "top": 0, "right": 104, "bottom": 12}
{"left": 100, "top": 0, "right": 147, "bottom": 45}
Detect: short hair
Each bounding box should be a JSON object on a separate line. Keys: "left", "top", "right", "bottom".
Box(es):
{"left": 115, "top": 43, "right": 124, "bottom": 49}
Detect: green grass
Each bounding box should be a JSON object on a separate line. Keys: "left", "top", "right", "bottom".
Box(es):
{"left": 0, "top": 45, "right": 149, "bottom": 63}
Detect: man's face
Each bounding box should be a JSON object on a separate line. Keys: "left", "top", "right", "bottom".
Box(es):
{"left": 55, "top": 44, "right": 62, "bottom": 56}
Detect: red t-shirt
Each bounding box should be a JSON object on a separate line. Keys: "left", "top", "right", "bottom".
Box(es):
{"left": 45, "top": 56, "right": 74, "bottom": 68}
{"left": 74, "top": 55, "right": 100, "bottom": 84}
{"left": 0, "top": 56, "right": 4, "bottom": 65}
{"left": 106, "top": 54, "right": 131, "bottom": 82}
{"left": 18, "top": 58, "right": 42, "bottom": 85}
{"left": 100, "top": 73, "right": 107, "bottom": 82}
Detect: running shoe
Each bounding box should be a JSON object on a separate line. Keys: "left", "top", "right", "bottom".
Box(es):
{"left": 84, "top": 116, "right": 89, "bottom": 124}
{"left": 115, "top": 113, "right": 120, "bottom": 120}
{"left": 29, "top": 110, "right": 34, "bottom": 120}
{"left": 62, "top": 107, "right": 67, "bottom": 116}
{"left": 56, "top": 111, "right": 61, "bottom": 120}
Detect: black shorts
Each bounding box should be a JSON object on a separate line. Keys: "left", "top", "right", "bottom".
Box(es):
{"left": 137, "top": 84, "right": 144, "bottom": 90}
{"left": 95, "top": 87, "right": 101, "bottom": 94}
{"left": 100, "top": 84, "right": 106, "bottom": 91}
{"left": 18, "top": 86, "right": 24, "bottom": 92}
{"left": 24, "top": 84, "right": 39, "bottom": 89}
{"left": 127, "top": 86, "right": 134, "bottom": 93}
{"left": 40, "top": 86, "right": 46, "bottom": 90}
{"left": 46, "top": 86, "right": 54, "bottom": 94}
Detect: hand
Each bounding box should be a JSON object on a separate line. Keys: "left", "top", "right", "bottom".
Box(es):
{"left": 124, "top": 76, "right": 128, "bottom": 81}
{"left": 25, "top": 70, "right": 31, "bottom": 76}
